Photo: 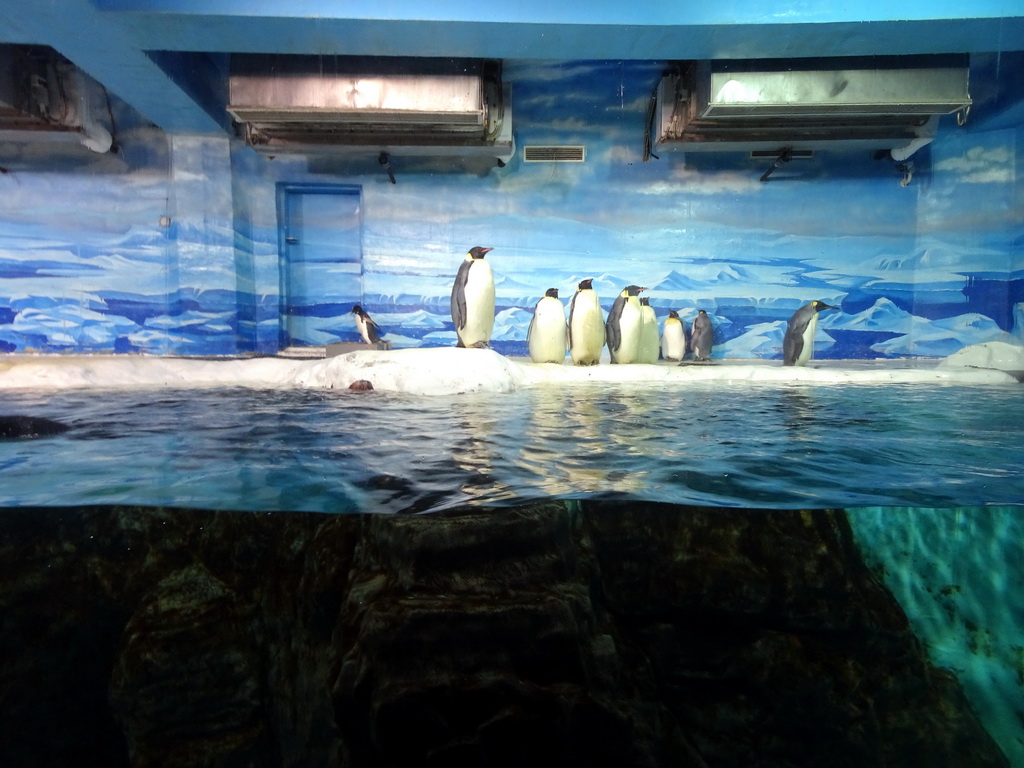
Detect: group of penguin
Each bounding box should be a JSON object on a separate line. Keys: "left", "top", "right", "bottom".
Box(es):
{"left": 528, "top": 281, "right": 716, "bottom": 366}
{"left": 354, "top": 246, "right": 840, "bottom": 367}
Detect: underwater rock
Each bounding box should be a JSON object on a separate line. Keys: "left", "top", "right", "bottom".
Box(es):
{"left": 0, "top": 414, "right": 69, "bottom": 439}
{"left": 0, "top": 502, "right": 1009, "bottom": 768}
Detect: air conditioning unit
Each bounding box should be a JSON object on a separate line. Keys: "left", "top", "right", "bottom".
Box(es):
{"left": 654, "top": 56, "right": 972, "bottom": 154}
{"left": 227, "top": 55, "right": 513, "bottom": 162}
{"left": 0, "top": 45, "right": 113, "bottom": 153}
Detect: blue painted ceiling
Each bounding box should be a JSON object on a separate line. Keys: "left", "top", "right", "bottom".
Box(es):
{"left": 1, "top": 0, "right": 1023, "bottom": 134}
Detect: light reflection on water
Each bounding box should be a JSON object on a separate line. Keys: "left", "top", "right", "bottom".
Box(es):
{"left": 1, "top": 382, "right": 1022, "bottom": 513}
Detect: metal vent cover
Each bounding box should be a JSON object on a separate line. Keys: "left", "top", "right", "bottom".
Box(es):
{"left": 523, "top": 145, "right": 586, "bottom": 162}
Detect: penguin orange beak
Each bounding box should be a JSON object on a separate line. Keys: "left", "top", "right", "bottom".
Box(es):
{"left": 481, "top": 248, "right": 493, "bottom": 255}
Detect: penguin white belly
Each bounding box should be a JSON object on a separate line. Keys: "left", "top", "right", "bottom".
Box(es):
{"left": 570, "top": 294, "right": 604, "bottom": 365}
{"left": 795, "top": 313, "right": 818, "bottom": 366}
{"left": 529, "top": 297, "right": 567, "bottom": 363}
{"left": 661, "top": 319, "right": 686, "bottom": 361}
{"left": 638, "top": 306, "right": 659, "bottom": 364}
{"left": 459, "top": 261, "right": 495, "bottom": 347}
{"left": 614, "top": 301, "right": 643, "bottom": 364}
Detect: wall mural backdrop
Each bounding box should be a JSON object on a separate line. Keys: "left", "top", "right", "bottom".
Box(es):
{"left": 1, "top": 60, "right": 1022, "bottom": 358}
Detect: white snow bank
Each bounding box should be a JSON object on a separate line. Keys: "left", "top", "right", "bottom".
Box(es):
{"left": 938, "top": 341, "right": 1024, "bottom": 374}
{"left": 0, "top": 343, "right": 1019, "bottom": 396}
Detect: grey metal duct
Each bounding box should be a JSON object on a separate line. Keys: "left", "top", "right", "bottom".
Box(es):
{"left": 227, "top": 55, "right": 513, "bottom": 162}
{"left": 654, "top": 56, "right": 972, "bottom": 154}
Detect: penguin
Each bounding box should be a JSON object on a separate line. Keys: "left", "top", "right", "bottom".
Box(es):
{"left": 660, "top": 309, "right": 687, "bottom": 361}
{"left": 783, "top": 299, "right": 839, "bottom": 366}
{"left": 605, "top": 285, "right": 645, "bottom": 364}
{"left": 568, "top": 278, "right": 605, "bottom": 366}
{"left": 690, "top": 309, "right": 714, "bottom": 362}
{"left": 351, "top": 304, "right": 383, "bottom": 345}
{"left": 638, "top": 297, "right": 660, "bottom": 364}
{"left": 528, "top": 288, "right": 568, "bottom": 364}
{"left": 450, "top": 246, "right": 495, "bottom": 348}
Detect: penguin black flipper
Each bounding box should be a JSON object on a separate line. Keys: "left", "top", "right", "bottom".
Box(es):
{"left": 365, "top": 318, "right": 383, "bottom": 344}
{"left": 567, "top": 290, "right": 579, "bottom": 348}
{"left": 782, "top": 327, "right": 803, "bottom": 366}
{"left": 605, "top": 294, "right": 625, "bottom": 359}
{"left": 451, "top": 259, "right": 472, "bottom": 331}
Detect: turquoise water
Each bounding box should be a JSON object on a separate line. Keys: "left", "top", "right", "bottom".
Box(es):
{"left": 1, "top": 382, "right": 1022, "bottom": 512}
{"left": 2, "top": 382, "right": 1022, "bottom": 762}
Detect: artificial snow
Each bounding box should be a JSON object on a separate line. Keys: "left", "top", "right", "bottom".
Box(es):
{"left": 1, "top": 341, "right": 1020, "bottom": 396}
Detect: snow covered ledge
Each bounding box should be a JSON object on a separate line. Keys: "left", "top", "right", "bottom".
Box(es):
{"left": 1, "top": 342, "right": 1021, "bottom": 395}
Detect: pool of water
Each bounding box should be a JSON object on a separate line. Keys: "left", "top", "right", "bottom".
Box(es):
{"left": 2, "top": 381, "right": 1022, "bottom": 512}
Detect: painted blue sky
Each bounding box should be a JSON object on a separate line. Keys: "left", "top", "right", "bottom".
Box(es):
{"left": 1, "top": 60, "right": 1021, "bottom": 356}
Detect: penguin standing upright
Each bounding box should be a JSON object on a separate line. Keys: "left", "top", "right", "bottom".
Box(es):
{"left": 606, "top": 285, "right": 645, "bottom": 364}
{"left": 450, "top": 246, "right": 495, "bottom": 348}
{"left": 351, "top": 305, "right": 383, "bottom": 345}
{"left": 528, "top": 288, "right": 567, "bottom": 364}
{"left": 568, "top": 278, "right": 605, "bottom": 366}
{"left": 783, "top": 300, "right": 839, "bottom": 366}
{"left": 690, "top": 309, "right": 714, "bottom": 362}
{"left": 638, "top": 297, "right": 660, "bottom": 364}
{"left": 661, "top": 309, "right": 687, "bottom": 361}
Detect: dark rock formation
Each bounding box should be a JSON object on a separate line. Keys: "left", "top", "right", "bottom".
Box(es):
{"left": 0, "top": 501, "right": 1009, "bottom": 768}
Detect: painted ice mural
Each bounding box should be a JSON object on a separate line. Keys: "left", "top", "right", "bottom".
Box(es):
{"left": 1, "top": 61, "right": 1021, "bottom": 357}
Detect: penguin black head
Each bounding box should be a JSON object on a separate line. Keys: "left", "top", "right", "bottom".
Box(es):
{"left": 352, "top": 305, "right": 366, "bottom": 316}
{"left": 544, "top": 288, "right": 559, "bottom": 298}
{"left": 812, "top": 300, "right": 839, "bottom": 312}
{"left": 578, "top": 278, "right": 593, "bottom": 291}
{"left": 697, "top": 309, "right": 708, "bottom": 316}
{"left": 640, "top": 297, "right": 650, "bottom": 306}
{"left": 669, "top": 309, "right": 680, "bottom": 319}
{"left": 468, "top": 246, "right": 493, "bottom": 259}
{"left": 625, "top": 285, "right": 645, "bottom": 296}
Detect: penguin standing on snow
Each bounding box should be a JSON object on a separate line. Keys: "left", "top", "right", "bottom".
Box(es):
{"left": 690, "top": 309, "right": 714, "bottom": 362}
{"left": 661, "top": 310, "right": 687, "bottom": 361}
{"left": 450, "top": 246, "right": 495, "bottom": 348}
{"left": 528, "top": 288, "right": 567, "bottom": 364}
{"left": 606, "top": 285, "right": 645, "bottom": 364}
{"left": 352, "top": 305, "right": 383, "bottom": 345}
{"left": 568, "top": 278, "right": 605, "bottom": 366}
{"left": 638, "top": 297, "right": 660, "bottom": 364}
{"left": 783, "top": 300, "right": 839, "bottom": 366}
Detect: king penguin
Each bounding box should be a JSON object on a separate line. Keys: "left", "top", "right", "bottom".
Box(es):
{"left": 568, "top": 278, "right": 605, "bottom": 366}
{"left": 606, "top": 285, "right": 645, "bottom": 364}
{"left": 528, "top": 288, "right": 568, "bottom": 364}
{"left": 450, "top": 246, "right": 495, "bottom": 348}
{"left": 661, "top": 310, "right": 687, "bottom": 361}
{"left": 638, "top": 297, "right": 660, "bottom": 364}
{"left": 351, "top": 305, "right": 383, "bottom": 345}
{"left": 783, "top": 299, "right": 839, "bottom": 366}
{"left": 690, "top": 309, "right": 714, "bottom": 362}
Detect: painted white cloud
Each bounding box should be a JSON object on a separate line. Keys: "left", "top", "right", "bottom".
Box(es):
{"left": 932, "top": 145, "right": 1014, "bottom": 184}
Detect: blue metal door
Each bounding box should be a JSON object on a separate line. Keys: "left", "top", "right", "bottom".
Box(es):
{"left": 278, "top": 184, "right": 362, "bottom": 347}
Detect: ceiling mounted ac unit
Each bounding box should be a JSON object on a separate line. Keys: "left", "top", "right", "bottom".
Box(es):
{"left": 654, "top": 56, "right": 972, "bottom": 154}
{"left": 0, "top": 44, "right": 113, "bottom": 154}
{"left": 227, "top": 55, "right": 513, "bottom": 163}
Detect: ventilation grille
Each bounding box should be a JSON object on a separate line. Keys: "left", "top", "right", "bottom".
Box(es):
{"left": 523, "top": 145, "right": 586, "bottom": 162}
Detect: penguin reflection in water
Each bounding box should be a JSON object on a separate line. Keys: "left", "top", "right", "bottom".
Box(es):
{"left": 528, "top": 288, "right": 567, "bottom": 363}
{"left": 606, "top": 285, "right": 645, "bottom": 364}
{"left": 568, "top": 278, "right": 605, "bottom": 366}
{"left": 351, "top": 305, "right": 383, "bottom": 345}
{"left": 450, "top": 246, "right": 495, "bottom": 348}
{"left": 783, "top": 300, "right": 839, "bottom": 366}
{"left": 689, "top": 309, "right": 714, "bottom": 362}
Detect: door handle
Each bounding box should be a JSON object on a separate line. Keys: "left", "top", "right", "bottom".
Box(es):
{"left": 285, "top": 237, "right": 299, "bottom": 244}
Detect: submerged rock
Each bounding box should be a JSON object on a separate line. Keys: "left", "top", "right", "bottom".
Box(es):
{"left": 0, "top": 502, "right": 1009, "bottom": 767}
{"left": 0, "top": 414, "right": 69, "bottom": 439}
